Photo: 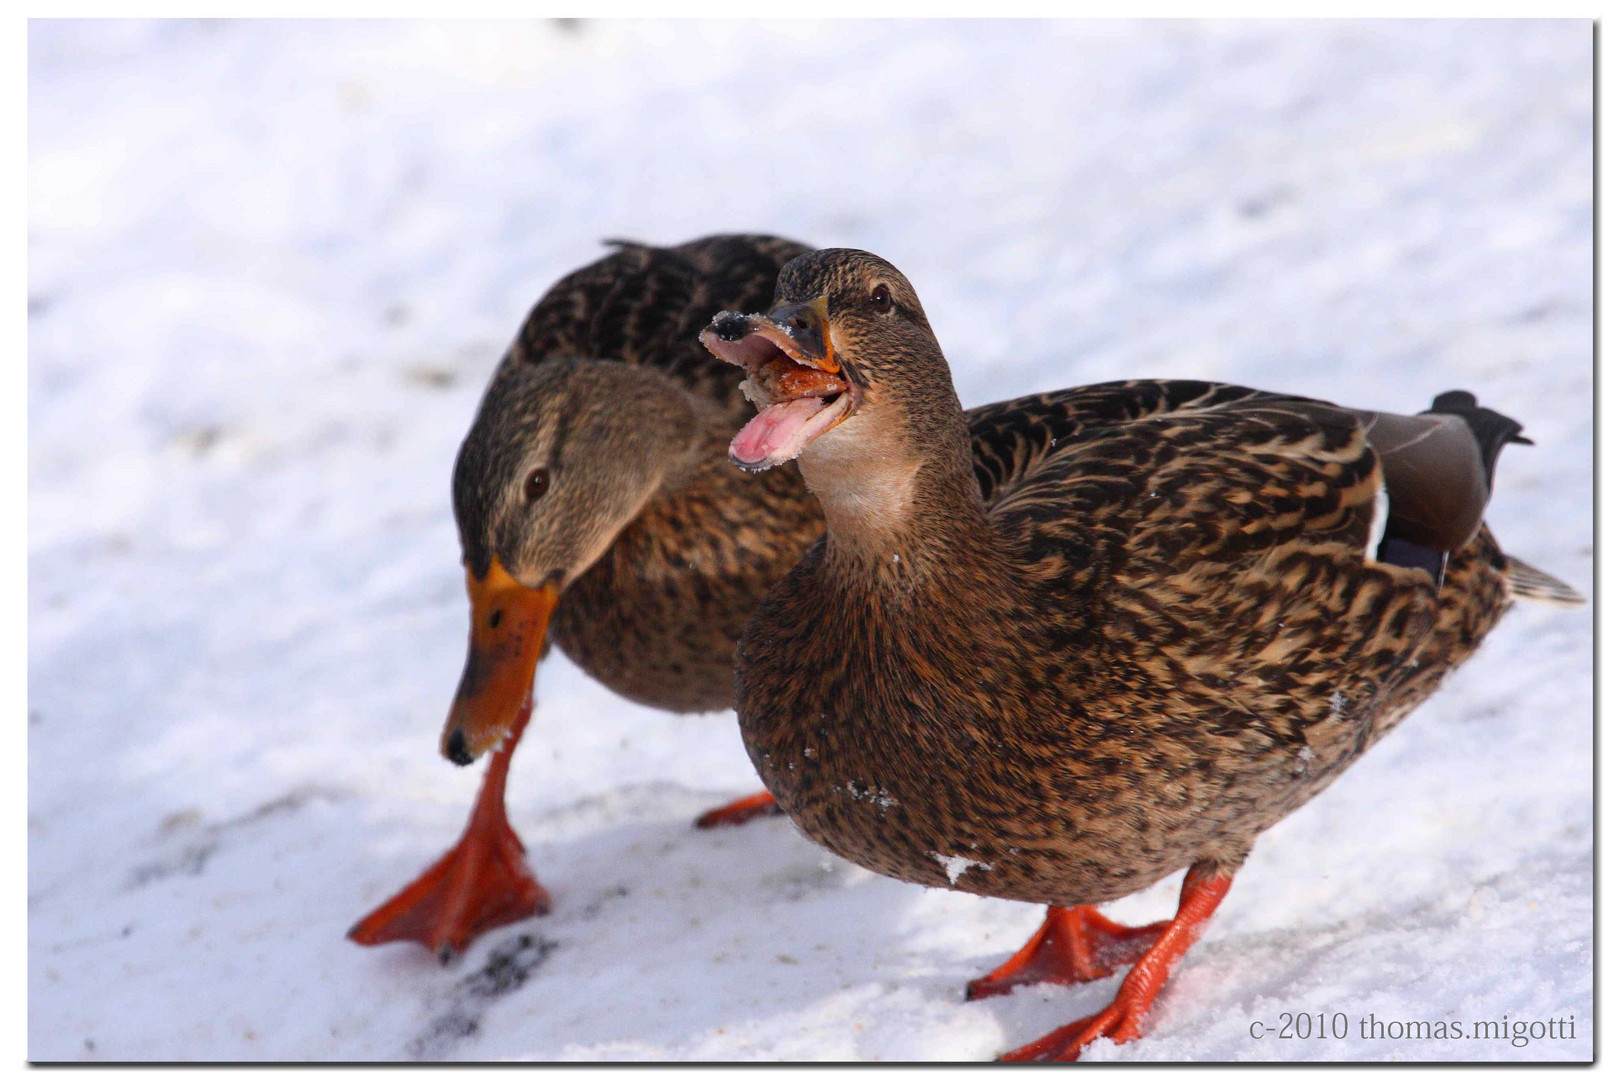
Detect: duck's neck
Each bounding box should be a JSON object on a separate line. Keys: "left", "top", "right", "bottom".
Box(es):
{"left": 553, "top": 370, "right": 733, "bottom": 585}
{"left": 798, "top": 396, "right": 993, "bottom": 579}
{"left": 622, "top": 402, "right": 741, "bottom": 539}
{"left": 633, "top": 375, "right": 733, "bottom": 495}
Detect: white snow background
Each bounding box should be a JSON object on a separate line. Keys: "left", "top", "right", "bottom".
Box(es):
{"left": 27, "top": 18, "right": 1592, "bottom": 1062}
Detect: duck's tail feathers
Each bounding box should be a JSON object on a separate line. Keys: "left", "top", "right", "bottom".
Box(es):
{"left": 1504, "top": 555, "right": 1586, "bottom": 609}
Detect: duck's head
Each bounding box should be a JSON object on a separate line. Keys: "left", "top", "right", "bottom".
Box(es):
{"left": 442, "top": 357, "right": 701, "bottom": 765}
{"left": 699, "top": 249, "right": 963, "bottom": 505}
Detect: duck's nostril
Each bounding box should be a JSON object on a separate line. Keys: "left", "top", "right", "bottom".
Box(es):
{"left": 445, "top": 728, "right": 473, "bottom": 766}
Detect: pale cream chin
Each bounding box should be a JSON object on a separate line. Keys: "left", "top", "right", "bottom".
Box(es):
{"left": 798, "top": 406, "right": 921, "bottom": 546}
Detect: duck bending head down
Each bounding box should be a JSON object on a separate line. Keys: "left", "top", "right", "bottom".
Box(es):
{"left": 442, "top": 359, "right": 703, "bottom": 764}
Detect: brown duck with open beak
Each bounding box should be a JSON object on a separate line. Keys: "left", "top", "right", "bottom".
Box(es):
{"left": 349, "top": 235, "right": 825, "bottom": 959}
{"left": 703, "top": 248, "right": 1583, "bottom": 1059}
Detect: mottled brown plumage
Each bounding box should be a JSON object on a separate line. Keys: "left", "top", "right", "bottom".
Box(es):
{"left": 351, "top": 234, "right": 823, "bottom": 958}
{"left": 706, "top": 248, "right": 1580, "bottom": 1058}
{"left": 744, "top": 382, "right": 1515, "bottom": 902}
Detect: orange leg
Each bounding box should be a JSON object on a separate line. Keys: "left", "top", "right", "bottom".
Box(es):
{"left": 348, "top": 699, "right": 550, "bottom": 961}
{"left": 965, "top": 905, "right": 1169, "bottom": 1001}
{"left": 999, "top": 865, "right": 1233, "bottom": 1062}
{"left": 694, "top": 789, "right": 783, "bottom": 829}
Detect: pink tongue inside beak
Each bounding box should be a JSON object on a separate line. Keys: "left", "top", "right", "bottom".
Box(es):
{"left": 730, "top": 397, "right": 829, "bottom": 469}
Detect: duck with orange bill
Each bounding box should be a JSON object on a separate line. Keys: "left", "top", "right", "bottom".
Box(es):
{"left": 349, "top": 235, "right": 824, "bottom": 959}
{"left": 701, "top": 248, "right": 1583, "bottom": 1060}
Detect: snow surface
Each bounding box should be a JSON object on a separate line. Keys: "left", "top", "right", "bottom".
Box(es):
{"left": 28, "top": 18, "right": 1592, "bottom": 1062}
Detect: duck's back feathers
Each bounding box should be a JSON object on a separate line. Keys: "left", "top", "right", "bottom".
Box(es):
{"left": 966, "top": 381, "right": 1282, "bottom": 508}
{"left": 967, "top": 381, "right": 1380, "bottom": 574}
{"left": 965, "top": 380, "right": 1533, "bottom": 585}
{"left": 667, "top": 234, "right": 816, "bottom": 299}
{"left": 510, "top": 234, "right": 812, "bottom": 419}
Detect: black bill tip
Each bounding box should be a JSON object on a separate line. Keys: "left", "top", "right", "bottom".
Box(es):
{"left": 444, "top": 728, "right": 473, "bottom": 766}
{"left": 709, "top": 311, "right": 753, "bottom": 342}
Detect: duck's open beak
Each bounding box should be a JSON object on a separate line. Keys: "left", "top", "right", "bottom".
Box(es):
{"left": 700, "top": 296, "right": 853, "bottom": 471}
{"left": 440, "top": 557, "right": 558, "bottom": 766}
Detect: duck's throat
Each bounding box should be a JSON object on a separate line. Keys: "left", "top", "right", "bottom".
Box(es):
{"left": 799, "top": 422, "right": 988, "bottom": 571}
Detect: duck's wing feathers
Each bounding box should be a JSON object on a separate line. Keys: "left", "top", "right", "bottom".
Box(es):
{"left": 507, "top": 234, "right": 811, "bottom": 417}
{"left": 966, "top": 379, "right": 1513, "bottom": 576}
{"left": 964, "top": 380, "right": 1533, "bottom": 776}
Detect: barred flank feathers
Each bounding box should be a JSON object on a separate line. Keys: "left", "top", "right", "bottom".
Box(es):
{"left": 1504, "top": 555, "right": 1586, "bottom": 609}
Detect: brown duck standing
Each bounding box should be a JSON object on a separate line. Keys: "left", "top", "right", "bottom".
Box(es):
{"left": 349, "top": 234, "right": 823, "bottom": 959}
{"left": 700, "top": 248, "right": 1583, "bottom": 1060}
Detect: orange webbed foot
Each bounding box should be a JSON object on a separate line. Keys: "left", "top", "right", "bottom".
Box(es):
{"left": 347, "top": 810, "right": 551, "bottom": 961}
{"left": 966, "top": 905, "right": 1167, "bottom": 1001}
{"left": 349, "top": 704, "right": 549, "bottom": 960}
{"left": 694, "top": 789, "right": 783, "bottom": 829}
{"left": 999, "top": 998, "right": 1147, "bottom": 1061}
{"left": 996, "top": 866, "right": 1234, "bottom": 1061}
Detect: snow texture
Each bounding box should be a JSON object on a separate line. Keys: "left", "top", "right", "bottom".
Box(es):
{"left": 28, "top": 18, "right": 1592, "bottom": 1062}
{"left": 931, "top": 854, "right": 994, "bottom": 887}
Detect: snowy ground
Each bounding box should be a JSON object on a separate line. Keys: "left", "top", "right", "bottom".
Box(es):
{"left": 28, "top": 19, "right": 1592, "bottom": 1062}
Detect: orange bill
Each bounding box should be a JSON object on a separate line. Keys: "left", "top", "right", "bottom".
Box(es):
{"left": 440, "top": 556, "right": 558, "bottom": 765}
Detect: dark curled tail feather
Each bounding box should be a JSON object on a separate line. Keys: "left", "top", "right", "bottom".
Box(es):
{"left": 1363, "top": 389, "right": 1542, "bottom": 583}
{"left": 1415, "top": 391, "right": 1583, "bottom": 609}
{"left": 1423, "top": 390, "right": 1532, "bottom": 490}
{"left": 1362, "top": 388, "right": 1533, "bottom": 559}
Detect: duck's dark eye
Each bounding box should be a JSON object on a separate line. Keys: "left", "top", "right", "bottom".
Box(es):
{"left": 524, "top": 467, "right": 551, "bottom": 502}
{"left": 870, "top": 285, "right": 893, "bottom": 314}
